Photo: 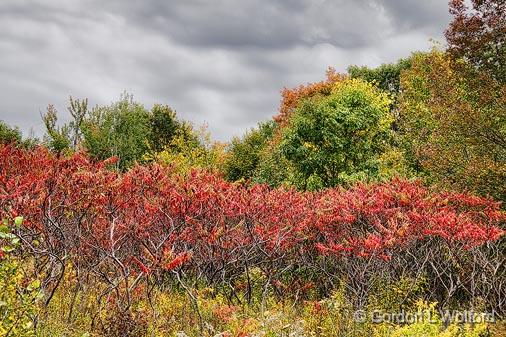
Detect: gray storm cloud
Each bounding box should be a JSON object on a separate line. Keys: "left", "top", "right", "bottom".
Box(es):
{"left": 0, "top": 0, "right": 451, "bottom": 141}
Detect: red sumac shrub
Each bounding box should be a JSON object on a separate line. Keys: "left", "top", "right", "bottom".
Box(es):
{"left": 0, "top": 145, "right": 504, "bottom": 311}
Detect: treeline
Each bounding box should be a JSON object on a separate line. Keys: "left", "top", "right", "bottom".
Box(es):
{"left": 2, "top": 1, "right": 505, "bottom": 204}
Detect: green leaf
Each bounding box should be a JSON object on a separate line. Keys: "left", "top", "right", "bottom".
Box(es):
{"left": 0, "top": 233, "right": 16, "bottom": 239}
{"left": 27, "top": 279, "right": 41, "bottom": 291}
{"left": 14, "top": 216, "right": 24, "bottom": 227}
{"left": 2, "top": 246, "right": 15, "bottom": 253}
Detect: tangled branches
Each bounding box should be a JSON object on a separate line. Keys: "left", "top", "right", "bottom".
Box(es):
{"left": 0, "top": 145, "right": 504, "bottom": 317}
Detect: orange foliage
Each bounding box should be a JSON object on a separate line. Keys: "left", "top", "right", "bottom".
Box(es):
{"left": 274, "top": 68, "right": 345, "bottom": 125}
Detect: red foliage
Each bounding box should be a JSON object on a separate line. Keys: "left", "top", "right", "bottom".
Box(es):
{"left": 131, "top": 256, "right": 150, "bottom": 274}
{"left": 164, "top": 252, "right": 192, "bottom": 271}
{"left": 0, "top": 145, "right": 504, "bottom": 300}
{"left": 445, "top": 0, "right": 506, "bottom": 81}
{"left": 212, "top": 304, "right": 238, "bottom": 323}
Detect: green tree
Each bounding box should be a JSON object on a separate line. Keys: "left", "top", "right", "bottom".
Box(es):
{"left": 149, "top": 104, "right": 188, "bottom": 153}
{"left": 67, "top": 97, "right": 88, "bottom": 150}
{"left": 251, "top": 142, "right": 292, "bottom": 188}
{"left": 0, "top": 121, "right": 38, "bottom": 149}
{"left": 81, "top": 93, "right": 152, "bottom": 170}
{"left": 42, "top": 104, "right": 74, "bottom": 154}
{"left": 347, "top": 58, "right": 411, "bottom": 97}
{"left": 223, "top": 121, "right": 276, "bottom": 182}
{"left": 0, "top": 121, "right": 22, "bottom": 145}
{"left": 278, "top": 78, "right": 394, "bottom": 190}
{"left": 42, "top": 97, "right": 87, "bottom": 153}
{"left": 42, "top": 95, "right": 194, "bottom": 169}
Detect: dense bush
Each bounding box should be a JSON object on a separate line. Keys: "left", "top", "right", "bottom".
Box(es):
{"left": 1, "top": 145, "right": 504, "bottom": 319}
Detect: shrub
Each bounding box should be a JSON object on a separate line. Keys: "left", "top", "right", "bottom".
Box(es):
{"left": 0, "top": 145, "right": 504, "bottom": 319}
{"left": 0, "top": 217, "right": 42, "bottom": 337}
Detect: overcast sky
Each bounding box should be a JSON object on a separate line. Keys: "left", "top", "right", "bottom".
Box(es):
{"left": 0, "top": 0, "right": 452, "bottom": 141}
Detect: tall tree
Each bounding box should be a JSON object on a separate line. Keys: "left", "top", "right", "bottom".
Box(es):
{"left": 399, "top": 50, "right": 506, "bottom": 201}
{"left": 445, "top": 0, "right": 506, "bottom": 83}
{"left": 347, "top": 58, "right": 411, "bottom": 97}
{"left": 80, "top": 93, "right": 152, "bottom": 170}
{"left": 0, "top": 121, "right": 22, "bottom": 145}
{"left": 279, "top": 78, "right": 394, "bottom": 190}
{"left": 223, "top": 121, "right": 276, "bottom": 182}
{"left": 274, "top": 68, "right": 344, "bottom": 125}
{"left": 149, "top": 104, "right": 184, "bottom": 153}
{"left": 42, "top": 105, "right": 72, "bottom": 154}
{"left": 67, "top": 96, "right": 88, "bottom": 150}
{"left": 42, "top": 94, "right": 193, "bottom": 169}
{"left": 42, "top": 97, "right": 87, "bottom": 153}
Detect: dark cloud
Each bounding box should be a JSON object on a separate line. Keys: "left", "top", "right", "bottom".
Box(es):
{"left": 0, "top": 0, "right": 451, "bottom": 141}
{"left": 379, "top": 0, "right": 452, "bottom": 33}
{"left": 99, "top": 0, "right": 389, "bottom": 49}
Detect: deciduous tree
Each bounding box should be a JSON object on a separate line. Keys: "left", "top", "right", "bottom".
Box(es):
{"left": 445, "top": 0, "right": 506, "bottom": 83}
{"left": 279, "top": 78, "right": 394, "bottom": 190}
{"left": 399, "top": 50, "right": 506, "bottom": 201}
{"left": 223, "top": 121, "right": 276, "bottom": 182}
